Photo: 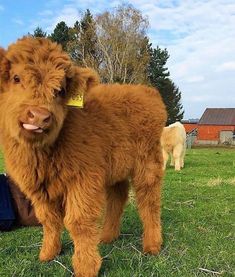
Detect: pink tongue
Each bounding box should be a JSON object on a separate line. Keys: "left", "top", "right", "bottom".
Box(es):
{"left": 23, "top": 124, "right": 40, "bottom": 130}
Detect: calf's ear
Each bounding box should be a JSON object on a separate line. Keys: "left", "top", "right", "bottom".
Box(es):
{"left": 0, "top": 48, "right": 10, "bottom": 93}
{"left": 66, "top": 66, "right": 100, "bottom": 98}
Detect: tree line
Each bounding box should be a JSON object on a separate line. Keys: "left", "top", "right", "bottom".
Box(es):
{"left": 32, "top": 5, "right": 184, "bottom": 124}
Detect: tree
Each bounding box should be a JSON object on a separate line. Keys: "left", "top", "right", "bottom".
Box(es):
{"left": 49, "top": 21, "right": 70, "bottom": 50}
{"left": 147, "top": 46, "right": 184, "bottom": 124}
{"left": 67, "top": 10, "right": 101, "bottom": 69}
{"left": 160, "top": 78, "right": 184, "bottom": 124}
{"left": 95, "top": 4, "right": 150, "bottom": 83}
{"left": 39, "top": 7, "right": 183, "bottom": 123}
{"left": 148, "top": 46, "right": 170, "bottom": 83}
{"left": 66, "top": 21, "right": 81, "bottom": 61}
{"left": 80, "top": 9, "right": 100, "bottom": 68}
{"left": 31, "top": 27, "right": 47, "bottom": 38}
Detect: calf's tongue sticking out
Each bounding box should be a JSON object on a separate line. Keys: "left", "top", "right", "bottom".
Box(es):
{"left": 23, "top": 124, "right": 43, "bottom": 133}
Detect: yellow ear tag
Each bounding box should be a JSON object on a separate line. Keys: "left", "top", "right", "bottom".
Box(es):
{"left": 67, "top": 93, "right": 84, "bottom": 108}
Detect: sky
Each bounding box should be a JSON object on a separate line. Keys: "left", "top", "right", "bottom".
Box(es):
{"left": 0, "top": 0, "right": 235, "bottom": 119}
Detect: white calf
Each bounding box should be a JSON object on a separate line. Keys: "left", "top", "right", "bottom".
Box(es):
{"left": 161, "top": 122, "right": 186, "bottom": 171}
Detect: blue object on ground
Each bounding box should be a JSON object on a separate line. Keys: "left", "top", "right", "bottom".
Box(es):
{"left": 0, "top": 174, "right": 15, "bottom": 230}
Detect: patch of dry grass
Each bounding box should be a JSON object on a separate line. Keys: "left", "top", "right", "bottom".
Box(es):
{"left": 207, "top": 177, "right": 235, "bottom": 187}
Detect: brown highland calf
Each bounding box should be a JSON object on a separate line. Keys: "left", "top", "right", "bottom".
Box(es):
{"left": 0, "top": 37, "right": 167, "bottom": 277}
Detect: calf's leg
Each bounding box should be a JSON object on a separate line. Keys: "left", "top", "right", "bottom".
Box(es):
{"left": 173, "top": 144, "right": 183, "bottom": 171}
{"left": 162, "top": 148, "right": 168, "bottom": 170}
{"left": 133, "top": 151, "right": 163, "bottom": 255}
{"left": 33, "top": 201, "right": 63, "bottom": 261}
{"left": 65, "top": 219, "right": 101, "bottom": 277}
{"left": 101, "top": 179, "right": 129, "bottom": 243}
{"left": 64, "top": 180, "right": 104, "bottom": 277}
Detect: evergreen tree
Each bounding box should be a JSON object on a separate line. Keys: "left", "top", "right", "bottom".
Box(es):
{"left": 147, "top": 46, "right": 184, "bottom": 124}
{"left": 160, "top": 78, "right": 184, "bottom": 124}
{"left": 80, "top": 9, "right": 97, "bottom": 57}
{"left": 67, "top": 21, "right": 80, "bottom": 61}
{"left": 148, "top": 46, "right": 170, "bottom": 83}
{"left": 49, "top": 21, "right": 70, "bottom": 50}
{"left": 31, "top": 27, "right": 47, "bottom": 38}
{"left": 67, "top": 10, "right": 100, "bottom": 69}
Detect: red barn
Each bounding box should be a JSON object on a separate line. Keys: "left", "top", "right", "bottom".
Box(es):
{"left": 197, "top": 108, "right": 235, "bottom": 145}
{"left": 183, "top": 122, "right": 198, "bottom": 133}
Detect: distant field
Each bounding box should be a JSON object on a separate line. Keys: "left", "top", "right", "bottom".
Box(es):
{"left": 0, "top": 148, "right": 234, "bottom": 276}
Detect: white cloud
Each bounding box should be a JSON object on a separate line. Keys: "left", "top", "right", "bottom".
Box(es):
{"left": 216, "top": 61, "right": 235, "bottom": 72}
{"left": 186, "top": 75, "right": 205, "bottom": 84}
{"left": 12, "top": 19, "right": 24, "bottom": 26}
{"left": 45, "top": 6, "right": 81, "bottom": 32}
{"left": 38, "top": 10, "right": 54, "bottom": 17}
{"left": 124, "top": 0, "right": 235, "bottom": 118}
{"left": 30, "top": 5, "right": 81, "bottom": 33}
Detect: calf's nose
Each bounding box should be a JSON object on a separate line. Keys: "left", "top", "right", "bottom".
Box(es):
{"left": 26, "top": 107, "right": 52, "bottom": 127}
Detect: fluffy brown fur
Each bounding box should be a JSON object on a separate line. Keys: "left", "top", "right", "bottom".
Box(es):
{"left": 161, "top": 122, "right": 186, "bottom": 171}
{"left": 0, "top": 37, "right": 167, "bottom": 277}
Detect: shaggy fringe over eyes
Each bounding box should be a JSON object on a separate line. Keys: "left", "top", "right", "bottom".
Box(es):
{"left": 6, "top": 37, "right": 71, "bottom": 71}
{"left": 3, "top": 36, "right": 100, "bottom": 99}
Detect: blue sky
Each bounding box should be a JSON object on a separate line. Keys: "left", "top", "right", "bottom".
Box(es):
{"left": 0, "top": 0, "right": 235, "bottom": 119}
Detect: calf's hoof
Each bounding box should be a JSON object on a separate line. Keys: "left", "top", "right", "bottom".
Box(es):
{"left": 100, "top": 230, "right": 120, "bottom": 244}
{"left": 143, "top": 243, "right": 161, "bottom": 255}
{"left": 143, "top": 234, "right": 162, "bottom": 255}
{"left": 39, "top": 245, "right": 61, "bottom": 262}
{"left": 73, "top": 254, "right": 101, "bottom": 277}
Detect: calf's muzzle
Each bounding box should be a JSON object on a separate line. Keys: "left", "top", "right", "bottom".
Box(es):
{"left": 20, "top": 106, "right": 52, "bottom": 133}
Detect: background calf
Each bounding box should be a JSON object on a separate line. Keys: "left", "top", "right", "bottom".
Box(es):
{"left": 161, "top": 121, "right": 186, "bottom": 171}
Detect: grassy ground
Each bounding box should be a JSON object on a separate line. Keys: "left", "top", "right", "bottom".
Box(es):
{"left": 0, "top": 148, "right": 234, "bottom": 277}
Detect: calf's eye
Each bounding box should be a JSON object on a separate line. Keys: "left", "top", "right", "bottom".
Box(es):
{"left": 13, "top": 75, "right": 20, "bottom": 83}
{"left": 54, "top": 88, "right": 66, "bottom": 98}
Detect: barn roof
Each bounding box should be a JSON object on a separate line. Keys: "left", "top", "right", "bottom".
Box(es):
{"left": 199, "top": 108, "right": 235, "bottom": 125}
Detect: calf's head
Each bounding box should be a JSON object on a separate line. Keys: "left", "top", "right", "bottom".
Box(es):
{"left": 0, "top": 37, "right": 99, "bottom": 147}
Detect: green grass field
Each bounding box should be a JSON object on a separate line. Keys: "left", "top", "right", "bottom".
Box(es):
{"left": 0, "top": 148, "right": 234, "bottom": 277}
